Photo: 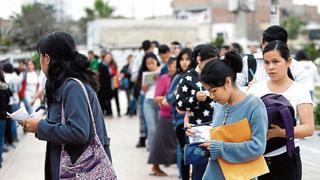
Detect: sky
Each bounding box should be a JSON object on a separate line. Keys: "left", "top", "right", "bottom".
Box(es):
{"left": 0, "top": 0, "right": 173, "bottom": 20}
{"left": 0, "top": 0, "right": 319, "bottom": 20}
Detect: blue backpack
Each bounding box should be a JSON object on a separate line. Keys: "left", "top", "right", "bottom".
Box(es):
{"left": 261, "top": 94, "right": 296, "bottom": 157}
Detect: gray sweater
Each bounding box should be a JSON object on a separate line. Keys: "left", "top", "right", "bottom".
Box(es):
{"left": 37, "top": 80, "right": 111, "bottom": 180}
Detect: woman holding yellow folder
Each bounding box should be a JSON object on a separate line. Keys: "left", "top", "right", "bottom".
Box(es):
{"left": 187, "top": 52, "right": 269, "bottom": 179}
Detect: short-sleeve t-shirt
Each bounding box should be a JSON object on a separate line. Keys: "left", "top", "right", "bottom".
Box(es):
{"left": 248, "top": 81, "right": 313, "bottom": 157}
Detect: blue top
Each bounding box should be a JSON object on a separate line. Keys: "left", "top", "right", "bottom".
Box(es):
{"left": 203, "top": 94, "right": 268, "bottom": 180}
{"left": 160, "top": 65, "right": 168, "bottom": 76}
{"left": 36, "top": 79, "right": 111, "bottom": 180}
{"left": 167, "top": 73, "right": 185, "bottom": 123}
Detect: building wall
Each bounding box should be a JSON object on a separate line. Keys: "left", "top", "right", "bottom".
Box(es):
{"left": 172, "top": 0, "right": 320, "bottom": 41}
{"left": 87, "top": 19, "right": 201, "bottom": 50}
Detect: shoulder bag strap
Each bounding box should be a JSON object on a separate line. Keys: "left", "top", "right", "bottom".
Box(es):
{"left": 61, "top": 78, "right": 98, "bottom": 146}
{"left": 247, "top": 54, "right": 257, "bottom": 84}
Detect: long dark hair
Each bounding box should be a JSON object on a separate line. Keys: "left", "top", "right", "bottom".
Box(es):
{"left": 176, "top": 48, "right": 192, "bottom": 74}
{"left": 0, "top": 69, "right": 5, "bottom": 82}
{"left": 133, "top": 52, "right": 160, "bottom": 98}
{"left": 37, "top": 31, "right": 99, "bottom": 103}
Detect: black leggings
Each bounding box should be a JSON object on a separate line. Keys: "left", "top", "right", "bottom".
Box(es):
{"left": 259, "top": 147, "right": 302, "bottom": 180}
{"left": 176, "top": 123, "right": 190, "bottom": 180}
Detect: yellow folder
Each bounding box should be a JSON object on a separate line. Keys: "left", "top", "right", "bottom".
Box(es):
{"left": 210, "top": 118, "right": 269, "bottom": 180}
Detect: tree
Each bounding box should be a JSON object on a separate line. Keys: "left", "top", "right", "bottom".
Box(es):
{"left": 304, "top": 43, "right": 319, "bottom": 61}
{"left": 88, "top": 0, "right": 114, "bottom": 19}
{"left": 212, "top": 34, "right": 224, "bottom": 50}
{"left": 9, "top": 3, "right": 57, "bottom": 50}
{"left": 0, "top": 30, "right": 10, "bottom": 47}
{"left": 281, "top": 16, "right": 305, "bottom": 40}
{"left": 79, "top": 0, "right": 115, "bottom": 43}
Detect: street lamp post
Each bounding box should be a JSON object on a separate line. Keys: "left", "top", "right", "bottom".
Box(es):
{"left": 270, "top": 0, "right": 280, "bottom": 25}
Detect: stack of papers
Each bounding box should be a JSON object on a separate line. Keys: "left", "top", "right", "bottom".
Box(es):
{"left": 189, "top": 125, "right": 211, "bottom": 143}
{"left": 7, "top": 107, "right": 31, "bottom": 121}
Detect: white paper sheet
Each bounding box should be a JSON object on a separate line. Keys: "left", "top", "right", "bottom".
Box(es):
{"left": 189, "top": 125, "right": 212, "bottom": 143}
{"left": 7, "top": 107, "right": 30, "bottom": 121}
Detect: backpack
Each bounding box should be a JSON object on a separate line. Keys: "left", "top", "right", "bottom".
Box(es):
{"left": 247, "top": 54, "right": 257, "bottom": 85}
{"left": 18, "top": 71, "right": 27, "bottom": 99}
{"left": 261, "top": 93, "right": 296, "bottom": 157}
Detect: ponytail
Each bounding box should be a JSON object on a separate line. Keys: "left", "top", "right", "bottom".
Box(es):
{"left": 200, "top": 51, "right": 243, "bottom": 87}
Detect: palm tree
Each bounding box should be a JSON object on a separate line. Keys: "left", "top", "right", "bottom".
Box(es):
{"left": 79, "top": 0, "right": 115, "bottom": 43}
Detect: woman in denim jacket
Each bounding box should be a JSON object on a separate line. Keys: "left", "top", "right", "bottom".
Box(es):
{"left": 20, "top": 32, "right": 112, "bottom": 180}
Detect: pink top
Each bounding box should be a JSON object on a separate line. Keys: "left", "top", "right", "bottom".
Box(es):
{"left": 155, "top": 73, "right": 172, "bottom": 119}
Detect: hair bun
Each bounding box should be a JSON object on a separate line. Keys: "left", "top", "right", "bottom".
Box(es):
{"left": 224, "top": 51, "right": 243, "bottom": 73}
{"left": 71, "top": 50, "right": 78, "bottom": 57}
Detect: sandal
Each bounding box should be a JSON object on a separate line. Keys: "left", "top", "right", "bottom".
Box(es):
{"left": 149, "top": 171, "right": 167, "bottom": 176}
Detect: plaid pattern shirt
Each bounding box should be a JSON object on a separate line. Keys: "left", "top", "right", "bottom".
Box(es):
{"left": 236, "top": 52, "right": 308, "bottom": 87}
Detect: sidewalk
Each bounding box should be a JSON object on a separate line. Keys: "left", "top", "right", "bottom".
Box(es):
{"left": 0, "top": 96, "right": 319, "bottom": 179}
{"left": 0, "top": 130, "right": 46, "bottom": 179}
{"left": 0, "top": 115, "right": 179, "bottom": 180}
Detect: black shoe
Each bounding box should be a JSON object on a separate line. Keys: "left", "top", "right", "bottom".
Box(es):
{"left": 136, "top": 142, "right": 146, "bottom": 148}
{"left": 3, "top": 146, "right": 9, "bottom": 153}
{"left": 136, "top": 137, "right": 146, "bottom": 148}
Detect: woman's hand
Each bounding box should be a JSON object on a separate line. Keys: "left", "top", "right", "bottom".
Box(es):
{"left": 196, "top": 91, "right": 207, "bottom": 102}
{"left": 185, "top": 123, "right": 195, "bottom": 137}
{"left": 174, "top": 90, "right": 177, "bottom": 96}
{"left": 176, "top": 107, "right": 185, "bottom": 114}
{"left": 199, "top": 142, "right": 211, "bottom": 150}
{"left": 29, "top": 98, "right": 36, "bottom": 106}
{"left": 142, "top": 84, "right": 149, "bottom": 92}
{"left": 267, "top": 124, "right": 285, "bottom": 140}
{"left": 19, "top": 118, "right": 41, "bottom": 133}
{"left": 161, "top": 98, "right": 169, "bottom": 106}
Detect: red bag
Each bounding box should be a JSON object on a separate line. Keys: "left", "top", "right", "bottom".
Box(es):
{"left": 18, "top": 72, "right": 27, "bottom": 99}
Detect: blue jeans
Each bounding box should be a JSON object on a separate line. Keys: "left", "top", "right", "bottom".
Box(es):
{"left": 138, "top": 95, "right": 146, "bottom": 138}
{"left": 9, "top": 104, "right": 20, "bottom": 141}
{"left": 22, "top": 97, "right": 33, "bottom": 114}
{"left": 192, "top": 163, "right": 207, "bottom": 180}
{"left": 143, "top": 98, "right": 159, "bottom": 148}
{"left": 0, "top": 120, "right": 6, "bottom": 165}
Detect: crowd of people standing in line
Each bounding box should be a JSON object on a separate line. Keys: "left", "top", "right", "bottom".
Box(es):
{"left": 125, "top": 25, "right": 316, "bottom": 180}
{"left": 0, "top": 24, "right": 318, "bottom": 179}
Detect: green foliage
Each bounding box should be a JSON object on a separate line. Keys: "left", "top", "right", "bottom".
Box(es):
{"left": 94, "top": 0, "right": 114, "bottom": 18}
{"left": 304, "top": 43, "right": 319, "bottom": 61}
{"left": 79, "top": 0, "right": 115, "bottom": 43}
{"left": 314, "top": 104, "right": 320, "bottom": 125}
{"left": 213, "top": 34, "right": 224, "bottom": 49}
{"left": 281, "top": 16, "right": 305, "bottom": 39}
{"left": 0, "top": 30, "right": 11, "bottom": 46}
{"left": 84, "top": 0, "right": 114, "bottom": 19}
{"left": 31, "top": 51, "right": 40, "bottom": 70}
{"left": 9, "top": 2, "right": 57, "bottom": 50}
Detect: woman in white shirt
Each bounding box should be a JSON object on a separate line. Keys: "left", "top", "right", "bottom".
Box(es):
{"left": 248, "top": 40, "right": 314, "bottom": 180}
{"left": 19, "top": 60, "right": 39, "bottom": 114}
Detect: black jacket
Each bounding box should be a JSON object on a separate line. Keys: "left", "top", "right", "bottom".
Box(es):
{"left": 0, "top": 82, "right": 12, "bottom": 120}
{"left": 98, "top": 62, "right": 112, "bottom": 100}
{"left": 176, "top": 69, "right": 214, "bottom": 125}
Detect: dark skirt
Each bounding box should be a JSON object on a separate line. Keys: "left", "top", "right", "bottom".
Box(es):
{"left": 148, "top": 116, "right": 177, "bottom": 165}
{"left": 258, "top": 147, "right": 302, "bottom": 180}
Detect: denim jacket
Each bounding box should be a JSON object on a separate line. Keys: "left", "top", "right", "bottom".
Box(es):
{"left": 36, "top": 79, "right": 111, "bottom": 180}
